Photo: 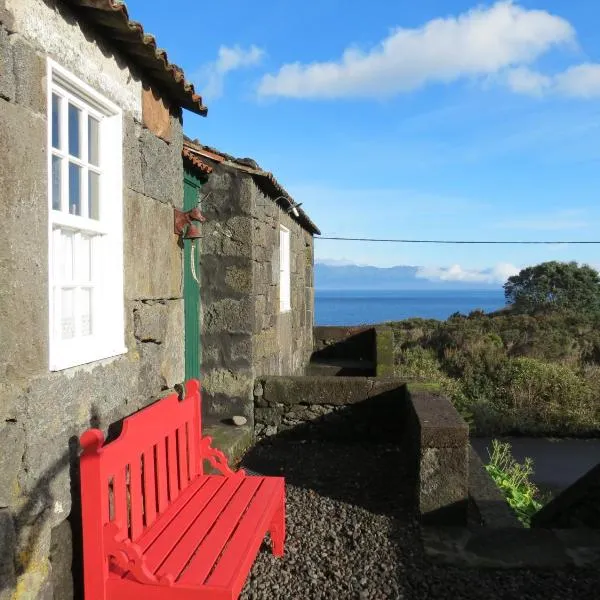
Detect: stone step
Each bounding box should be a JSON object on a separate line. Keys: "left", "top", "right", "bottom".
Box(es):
{"left": 305, "top": 358, "right": 375, "bottom": 377}
{"left": 202, "top": 423, "right": 253, "bottom": 472}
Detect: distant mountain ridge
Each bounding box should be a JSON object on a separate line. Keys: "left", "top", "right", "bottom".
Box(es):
{"left": 315, "top": 263, "right": 502, "bottom": 291}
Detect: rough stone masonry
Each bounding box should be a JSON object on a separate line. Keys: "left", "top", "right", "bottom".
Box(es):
{"left": 0, "top": 1, "right": 188, "bottom": 598}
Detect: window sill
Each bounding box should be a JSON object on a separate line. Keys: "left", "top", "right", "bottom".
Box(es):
{"left": 50, "top": 344, "right": 128, "bottom": 372}
{"left": 279, "top": 308, "right": 292, "bottom": 314}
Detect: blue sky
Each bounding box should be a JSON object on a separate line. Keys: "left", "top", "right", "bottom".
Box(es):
{"left": 125, "top": 0, "right": 600, "bottom": 283}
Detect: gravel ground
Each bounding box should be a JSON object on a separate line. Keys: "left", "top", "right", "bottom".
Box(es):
{"left": 239, "top": 439, "right": 600, "bottom": 600}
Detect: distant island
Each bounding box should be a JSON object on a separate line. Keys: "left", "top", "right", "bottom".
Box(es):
{"left": 315, "top": 262, "right": 502, "bottom": 291}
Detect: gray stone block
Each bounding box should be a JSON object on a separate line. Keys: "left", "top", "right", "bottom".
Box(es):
{"left": 134, "top": 302, "right": 169, "bottom": 343}
{"left": 139, "top": 124, "right": 183, "bottom": 206}
{"left": 0, "top": 509, "right": 16, "bottom": 595}
{"left": 11, "top": 33, "right": 45, "bottom": 114}
{"left": 49, "top": 519, "right": 73, "bottom": 600}
{"left": 0, "top": 421, "right": 24, "bottom": 508}
{"left": 0, "top": 27, "right": 15, "bottom": 101}
{"left": 0, "top": 100, "right": 47, "bottom": 379}
{"left": 123, "top": 190, "right": 182, "bottom": 300}
{"left": 123, "top": 115, "right": 144, "bottom": 195}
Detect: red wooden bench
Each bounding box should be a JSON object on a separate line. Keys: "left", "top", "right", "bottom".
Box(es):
{"left": 79, "top": 379, "right": 285, "bottom": 600}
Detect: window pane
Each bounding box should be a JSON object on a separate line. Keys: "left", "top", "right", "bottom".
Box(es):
{"left": 80, "top": 288, "right": 92, "bottom": 336}
{"left": 52, "top": 94, "right": 61, "bottom": 149}
{"left": 68, "top": 162, "right": 82, "bottom": 215}
{"left": 68, "top": 103, "right": 81, "bottom": 157}
{"left": 61, "top": 230, "right": 74, "bottom": 281}
{"left": 78, "top": 235, "right": 91, "bottom": 281}
{"left": 61, "top": 288, "right": 75, "bottom": 339}
{"left": 52, "top": 155, "right": 62, "bottom": 210}
{"left": 88, "top": 116, "right": 100, "bottom": 166}
{"left": 88, "top": 171, "right": 100, "bottom": 219}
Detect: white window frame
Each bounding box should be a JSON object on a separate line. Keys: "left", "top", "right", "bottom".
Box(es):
{"left": 47, "top": 59, "right": 126, "bottom": 371}
{"left": 279, "top": 225, "right": 291, "bottom": 313}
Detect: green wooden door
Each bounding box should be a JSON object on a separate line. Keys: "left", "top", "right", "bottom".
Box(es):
{"left": 183, "top": 169, "right": 204, "bottom": 380}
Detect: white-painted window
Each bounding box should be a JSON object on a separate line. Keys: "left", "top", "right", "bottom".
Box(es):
{"left": 279, "top": 225, "right": 291, "bottom": 312}
{"left": 47, "top": 59, "right": 126, "bottom": 370}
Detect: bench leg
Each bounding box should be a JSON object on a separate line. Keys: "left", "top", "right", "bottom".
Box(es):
{"left": 270, "top": 494, "right": 285, "bottom": 557}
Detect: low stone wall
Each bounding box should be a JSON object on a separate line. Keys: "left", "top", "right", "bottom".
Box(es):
{"left": 311, "top": 325, "right": 394, "bottom": 376}
{"left": 406, "top": 388, "right": 470, "bottom": 525}
{"left": 532, "top": 463, "right": 600, "bottom": 528}
{"left": 253, "top": 376, "right": 407, "bottom": 441}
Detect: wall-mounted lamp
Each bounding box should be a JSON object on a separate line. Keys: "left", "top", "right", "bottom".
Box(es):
{"left": 274, "top": 195, "right": 302, "bottom": 218}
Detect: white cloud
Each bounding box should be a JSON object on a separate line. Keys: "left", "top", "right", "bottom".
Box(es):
{"left": 505, "top": 66, "right": 552, "bottom": 96}
{"left": 257, "top": 1, "right": 573, "bottom": 99}
{"left": 202, "top": 45, "right": 265, "bottom": 99}
{"left": 505, "top": 63, "right": 600, "bottom": 98}
{"left": 416, "top": 262, "right": 519, "bottom": 284}
{"left": 555, "top": 63, "right": 600, "bottom": 98}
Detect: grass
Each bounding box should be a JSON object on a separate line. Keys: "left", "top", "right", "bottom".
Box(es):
{"left": 485, "top": 439, "right": 545, "bottom": 527}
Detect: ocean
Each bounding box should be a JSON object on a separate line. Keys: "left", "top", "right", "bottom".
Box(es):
{"left": 315, "top": 289, "right": 507, "bottom": 326}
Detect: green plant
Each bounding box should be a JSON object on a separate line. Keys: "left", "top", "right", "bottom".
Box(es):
{"left": 485, "top": 439, "right": 544, "bottom": 526}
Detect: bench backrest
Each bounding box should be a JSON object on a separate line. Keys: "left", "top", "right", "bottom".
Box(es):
{"left": 80, "top": 379, "right": 203, "bottom": 557}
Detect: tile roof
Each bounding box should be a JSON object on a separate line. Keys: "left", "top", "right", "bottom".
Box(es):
{"left": 182, "top": 145, "right": 213, "bottom": 175}
{"left": 61, "top": 0, "right": 207, "bottom": 115}
{"left": 183, "top": 138, "right": 321, "bottom": 235}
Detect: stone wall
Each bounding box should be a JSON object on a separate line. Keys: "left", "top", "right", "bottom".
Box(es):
{"left": 531, "top": 462, "right": 600, "bottom": 528}
{"left": 0, "top": 2, "right": 186, "bottom": 598}
{"left": 310, "top": 325, "right": 394, "bottom": 376}
{"left": 406, "top": 389, "right": 469, "bottom": 525}
{"left": 198, "top": 164, "right": 314, "bottom": 422}
{"left": 253, "top": 376, "right": 408, "bottom": 441}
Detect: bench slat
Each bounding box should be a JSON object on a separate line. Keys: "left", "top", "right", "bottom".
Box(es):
{"left": 178, "top": 425, "right": 190, "bottom": 489}
{"left": 143, "top": 447, "right": 157, "bottom": 528}
{"left": 129, "top": 457, "right": 144, "bottom": 540}
{"left": 167, "top": 432, "right": 179, "bottom": 502}
{"left": 141, "top": 477, "right": 223, "bottom": 566}
{"left": 113, "top": 467, "right": 128, "bottom": 533}
{"left": 155, "top": 439, "right": 169, "bottom": 515}
{"left": 184, "top": 478, "right": 280, "bottom": 589}
{"left": 154, "top": 477, "right": 260, "bottom": 582}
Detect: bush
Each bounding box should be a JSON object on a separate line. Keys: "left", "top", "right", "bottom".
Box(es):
{"left": 390, "top": 312, "right": 600, "bottom": 436}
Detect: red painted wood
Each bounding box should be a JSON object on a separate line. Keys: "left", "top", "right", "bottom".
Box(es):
{"left": 201, "top": 479, "right": 283, "bottom": 591}
{"left": 79, "top": 379, "right": 285, "bottom": 600}
{"left": 153, "top": 478, "right": 256, "bottom": 580}
{"left": 142, "top": 477, "right": 226, "bottom": 570}
{"left": 143, "top": 448, "right": 157, "bottom": 528}
{"left": 129, "top": 457, "right": 144, "bottom": 540}
{"left": 155, "top": 439, "right": 169, "bottom": 514}
{"left": 167, "top": 431, "right": 180, "bottom": 502}
{"left": 137, "top": 478, "right": 215, "bottom": 553}
{"left": 178, "top": 478, "right": 267, "bottom": 586}
{"left": 178, "top": 425, "right": 189, "bottom": 487}
{"left": 113, "top": 467, "right": 128, "bottom": 534}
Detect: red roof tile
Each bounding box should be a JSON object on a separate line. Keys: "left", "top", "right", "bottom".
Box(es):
{"left": 61, "top": 1, "right": 207, "bottom": 115}
{"left": 183, "top": 138, "right": 321, "bottom": 235}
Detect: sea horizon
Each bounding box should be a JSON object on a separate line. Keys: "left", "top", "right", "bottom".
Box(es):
{"left": 315, "top": 288, "right": 507, "bottom": 326}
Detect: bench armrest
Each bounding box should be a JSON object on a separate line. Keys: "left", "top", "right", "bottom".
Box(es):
{"left": 200, "top": 436, "right": 245, "bottom": 477}
{"left": 104, "top": 522, "right": 173, "bottom": 585}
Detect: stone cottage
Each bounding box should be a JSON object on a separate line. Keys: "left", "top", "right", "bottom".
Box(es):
{"left": 182, "top": 139, "right": 321, "bottom": 424}
{"left": 0, "top": 1, "right": 208, "bottom": 598}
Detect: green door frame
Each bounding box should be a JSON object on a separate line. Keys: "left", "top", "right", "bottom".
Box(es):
{"left": 183, "top": 168, "right": 205, "bottom": 381}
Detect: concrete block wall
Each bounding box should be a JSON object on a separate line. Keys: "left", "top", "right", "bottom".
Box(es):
{"left": 0, "top": 1, "right": 186, "bottom": 598}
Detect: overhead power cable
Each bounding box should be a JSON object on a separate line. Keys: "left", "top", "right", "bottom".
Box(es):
{"left": 316, "top": 236, "right": 600, "bottom": 245}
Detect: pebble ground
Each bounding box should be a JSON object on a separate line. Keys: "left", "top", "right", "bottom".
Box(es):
{"left": 239, "top": 439, "right": 599, "bottom": 600}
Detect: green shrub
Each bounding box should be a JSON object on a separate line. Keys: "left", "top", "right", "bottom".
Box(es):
{"left": 485, "top": 439, "right": 543, "bottom": 527}
{"left": 390, "top": 311, "right": 600, "bottom": 436}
